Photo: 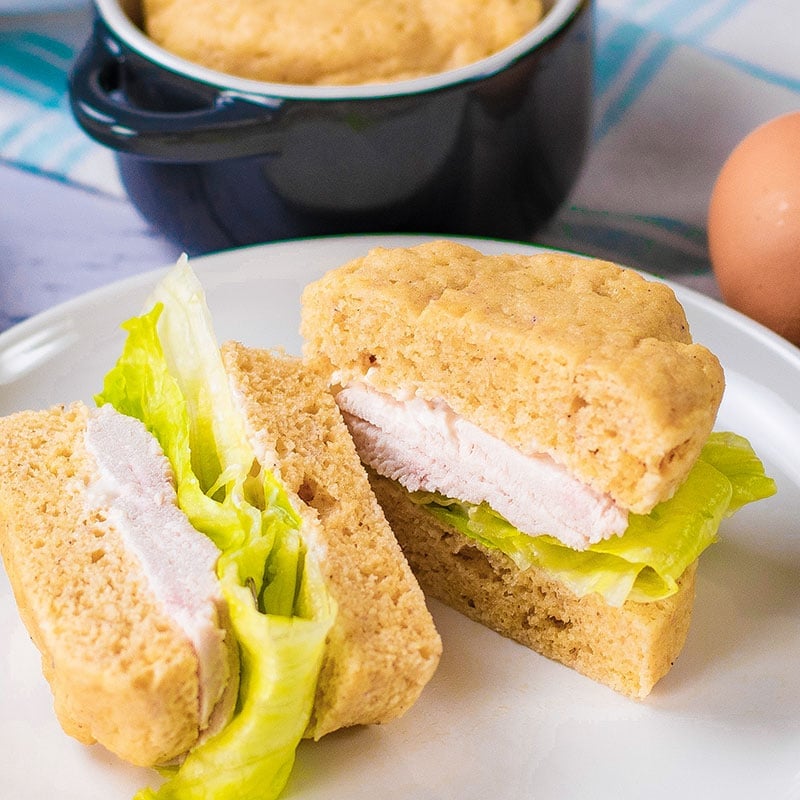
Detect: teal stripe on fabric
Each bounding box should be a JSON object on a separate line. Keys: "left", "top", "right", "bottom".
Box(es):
{"left": 593, "top": 0, "right": 799, "bottom": 133}
{"left": 17, "top": 113, "right": 81, "bottom": 168}
{"left": 648, "top": 0, "right": 710, "bottom": 32}
{"left": 53, "top": 134, "right": 96, "bottom": 177}
{"left": 0, "top": 64, "right": 63, "bottom": 106}
{"left": 645, "top": 0, "right": 750, "bottom": 42}
{"left": 713, "top": 51, "right": 800, "bottom": 94}
{"left": 627, "top": 0, "right": 656, "bottom": 12}
{"left": 678, "top": 0, "right": 751, "bottom": 42}
{"left": 548, "top": 214, "right": 711, "bottom": 278}
{"left": 594, "top": 36, "right": 674, "bottom": 141}
{"left": 628, "top": 213, "right": 706, "bottom": 248}
{"left": 0, "top": 107, "right": 46, "bottom": 149}
{"left": 0, "top": 48, "right": 68, "bottom": 106}
{"left": 563, "top": 205, "right": 707, "bottom": 247}
{"left": 594, "top": 18, "right": 651, "bottom": 98}
{"left": 14, "top": 30, "right": 75, "bottom": 62}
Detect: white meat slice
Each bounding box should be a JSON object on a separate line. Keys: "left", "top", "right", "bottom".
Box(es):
{"left": 83, "top": 404, "right": 232, "bottom": 734}
{"left": 335, "top": 384, "right": 628, "bottom": 551}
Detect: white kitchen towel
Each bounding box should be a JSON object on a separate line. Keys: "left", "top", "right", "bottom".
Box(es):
{"left": 0, "top": 7, "right": 124, "bottom": 197}
{"left": 538, "top": 0, "right": 800, "bottom": 293}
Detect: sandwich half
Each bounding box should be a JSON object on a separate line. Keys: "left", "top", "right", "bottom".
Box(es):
{"left": 0, "top": 259, "right": 441, "bottom": 799}
{"left": 300, "top": 240, "right": 776, "bottom": 699}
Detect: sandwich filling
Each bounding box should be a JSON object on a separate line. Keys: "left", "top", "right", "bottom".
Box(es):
{"left": 94, "top": 260, "right": 336, "bottom": 799}
{"left": 83, "top": 404, "right": 234, "bottom": 738}
{"left": 335, "top": 382, "right": 628, "bottom": 550}
{"left": 335, "top": 382, "right": 777, "bottom": 607}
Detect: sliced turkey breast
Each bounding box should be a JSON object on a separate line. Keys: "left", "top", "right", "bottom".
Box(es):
{"left": 84, "top": 404, "right": 234, "bottom": 735}
{"left": 335, "top": 383, "right": 628, "bottom": 551}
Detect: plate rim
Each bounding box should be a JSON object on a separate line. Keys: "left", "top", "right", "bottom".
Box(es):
{"left": 1, "top": 233, "right": 798, "bottom": 370}
{"left": 1, "top": 234, "right": 798, "bottom": 800}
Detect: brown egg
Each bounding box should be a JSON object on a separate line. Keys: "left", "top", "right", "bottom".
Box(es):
{"left": 707, "top": 111, "right": 800, "bottom": 346}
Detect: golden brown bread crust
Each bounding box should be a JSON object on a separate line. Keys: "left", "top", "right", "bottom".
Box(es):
{"left": 0, "top": 346, "right": 440, "bottom": 765}
{"left": 300, "top": 241, "right": 725, "bottom": 514}
{"left": 0, "top": 404, "right": 202, "bottom": 766}
{"left": 370, "top": 472, "right": 696, "bottom": 699}
{"left": 221, "top": 342, "right": 442, "bottom": 737}
{"left": 142, "top": 0, "right": 544, "bottom": 85}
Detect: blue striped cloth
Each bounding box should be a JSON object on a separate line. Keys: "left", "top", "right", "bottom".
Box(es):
{"left": 0, "top": 8, "right": 124, "bottom": 196}
{"left": 1, "top": 0, "right": 798, "bottom": 282}
{"left": 538, "top": 0, "right": 800, "bottom": 287}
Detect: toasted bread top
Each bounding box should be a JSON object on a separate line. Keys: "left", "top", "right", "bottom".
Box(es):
{"left": 300, "top": 241, "right": 725, "bottom": 513}
{"left": 142, "top": 0, "right": 543, "bottom": 85}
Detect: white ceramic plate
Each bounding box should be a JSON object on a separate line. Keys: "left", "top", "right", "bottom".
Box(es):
{"left": 1, "top": 235, "right": 799, "bottom": 800}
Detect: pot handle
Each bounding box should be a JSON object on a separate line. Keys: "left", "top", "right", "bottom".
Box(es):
{"left": 68, "top": 18, "right": 283, "bottom": 162}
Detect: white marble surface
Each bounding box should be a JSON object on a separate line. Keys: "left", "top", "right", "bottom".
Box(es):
{"left": 0, "top": 5, "right": 178, "bottom": 332}
{"left": 0, "top": 161, "right": 180, "bottom": 331}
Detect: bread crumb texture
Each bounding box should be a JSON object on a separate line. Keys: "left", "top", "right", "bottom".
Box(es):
{"left": 301, "top": 241, "right": 725, "bottom": 513}
{"left": 371, "top": 473, "right": 696, "bottom": 698}
{"left": 221, "top": 342, "right": 441, "bottom": 737}
{"left": 0, "top": 403, "right": 201, "bottom": 766}
{"left": 142, "top": 0, "right": 544, "bottom": 85}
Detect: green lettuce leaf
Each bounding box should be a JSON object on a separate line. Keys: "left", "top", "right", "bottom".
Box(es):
{"left": 411, "top": 432, "right": 776, "bottom": 607}
{"left": 96, "top": 259, "right": 335, "bottom": 800}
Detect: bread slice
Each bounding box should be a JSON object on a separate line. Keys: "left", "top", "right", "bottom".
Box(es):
{"left": 142, "top": 0, "right": 544, "bottom": 86}
{"left": 300, "top": 240, "right": 725, "bottom": 513}
{"left": 0, "top": 346, "right": 441, "bottom": 769}
{"left": 300, "top": 240, "right": 724, "bottom": 697}
{"left": 222, "top": 342, "right": 442, "bottom": 738}
{"left": 370, "top": 472, "right": 696, "bottom": 699}
{"left": 0, "top": 403, "right": 224, "bottom": 767}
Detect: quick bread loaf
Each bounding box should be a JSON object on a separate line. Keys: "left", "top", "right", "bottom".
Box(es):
{"left": 0, "top": 403, "right": 236, "bottom": 766}
{"left": 300, "top": 240, "right": 773, "bottom": 698}
{"left": 142, "top": 0, "right": 544, "bottom": 85}
{"left": 300, "top": 240, "right": 725, "bottom": 515}
{"left": 0, "top": 258, "right": 442, "bottom": 799}
{"left": 0, "top": 348, "right": 442, "bottom": 764}
{"left": 369, "top": 472, "right": 697, "bottom": 698}
{"left": 222, "top": 342, "right": 442, "bottom": 737}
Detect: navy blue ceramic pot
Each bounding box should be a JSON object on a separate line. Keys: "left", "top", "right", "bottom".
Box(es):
{"left": 69, "top": 0, "right": 594, "bottom": 253}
